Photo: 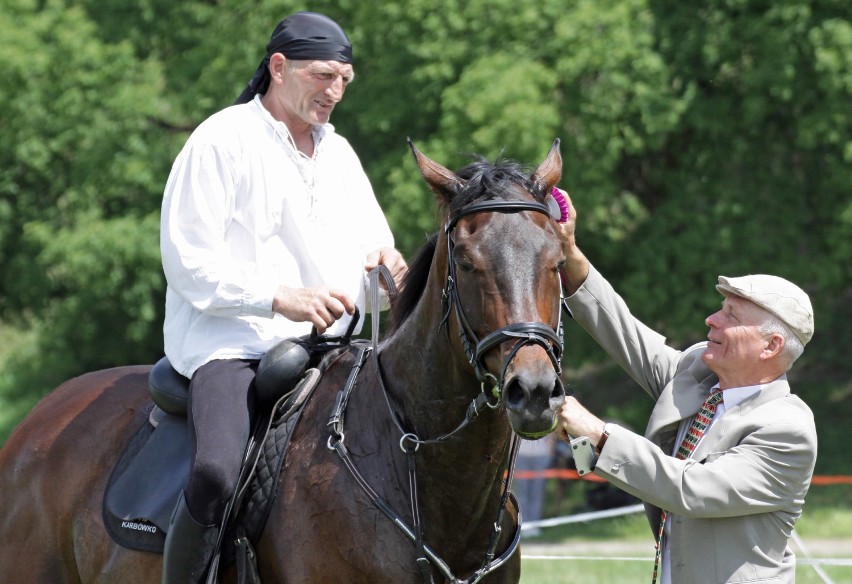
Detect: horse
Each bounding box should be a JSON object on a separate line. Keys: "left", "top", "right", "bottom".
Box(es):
{"left": 0, "top": 140, "right": 567, "bottom": 583}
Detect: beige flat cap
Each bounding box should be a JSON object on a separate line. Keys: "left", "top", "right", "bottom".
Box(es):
{"left": 716, "top": 275, "right": 814, "bottom": 345}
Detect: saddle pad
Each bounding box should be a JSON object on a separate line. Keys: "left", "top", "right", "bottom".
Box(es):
{"left": 101, "top": 367, "right": 322, "bottom": 556}
{"left": 102, "top": 410, "right": 190, "bottom": 552}
{"left": 233, "top": 367, "right": 321, "bottom": 545}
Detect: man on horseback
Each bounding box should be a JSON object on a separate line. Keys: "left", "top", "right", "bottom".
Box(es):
{"left": 159, "top": 11, "right": 407, "bottom": 583}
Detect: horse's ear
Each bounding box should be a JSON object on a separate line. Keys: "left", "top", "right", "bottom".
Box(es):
{"left": 407, "top": 138, "right": 462, "bottom": 202}
{"left": 531, "top": 138, "right": 562, "bottom": 192}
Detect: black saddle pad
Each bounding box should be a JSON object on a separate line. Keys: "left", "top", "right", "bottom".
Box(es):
{"left": 101, "top": 367, "right": 322, "bottom": 555}
{"left": 102, "top": 408, "right": 189, "bottom": 552}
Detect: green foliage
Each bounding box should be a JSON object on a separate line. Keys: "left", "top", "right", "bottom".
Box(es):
{"left": 0, "top": 0, "right": 168, "bottom": 305}
{"left": 26, "top": 213, "right": 164, "bottom": 371}
{"left": 0, "top": 0, "right": 850, "bottom": 444}
{"left": 607, "top": 1, "right": 852, "bottom": 366}
{"left": 0, "top": 0, "right": 172, "bottom": 386}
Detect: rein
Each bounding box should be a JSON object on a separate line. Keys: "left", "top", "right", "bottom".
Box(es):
{"left": 327, "top": 198, "right": 564, "bottom": 583}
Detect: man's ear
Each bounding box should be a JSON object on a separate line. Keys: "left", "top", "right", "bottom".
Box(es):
{"left": 761, "top": 334, "right": 785, "bottom": 361}
{"left": 268, "top": 53, "right": 287, "bottom": 84}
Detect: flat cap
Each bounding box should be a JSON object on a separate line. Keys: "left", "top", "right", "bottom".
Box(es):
{"left": 716, "top": 274, "right": 814, "bottom": 345}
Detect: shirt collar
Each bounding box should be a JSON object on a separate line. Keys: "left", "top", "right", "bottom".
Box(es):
{"left": 711, "top": 383, "right": 763, "bottom": 411}
{"left": 249, "top": 93, "right": 333, "bottom": 148}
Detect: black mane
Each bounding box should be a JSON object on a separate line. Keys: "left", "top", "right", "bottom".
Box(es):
{"left": 389, "top": 232, "right": 437, "bottom": 331}
{"left": 389, "top": 157, "right": 545, "bottom": 332}
{"left": 451, "top": 158, "right": 546, "bottom": 210}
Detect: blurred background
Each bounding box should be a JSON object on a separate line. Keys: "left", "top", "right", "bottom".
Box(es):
{"left": 0, "top": 0, "right": 849, "bottom": 579}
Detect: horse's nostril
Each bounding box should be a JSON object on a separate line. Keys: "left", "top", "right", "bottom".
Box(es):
{"left": 505, "top": 375, "right": 563, "bottom": 411}
{"left": 505, "top": 379, "right": 525, "bottom": 409}
{"left": 550, "top": 379, "right": 565, "bottom": 400}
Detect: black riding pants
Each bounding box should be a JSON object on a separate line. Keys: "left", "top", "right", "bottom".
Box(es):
{"left": 185, "top": 359, "right": 257, "bottom": 525}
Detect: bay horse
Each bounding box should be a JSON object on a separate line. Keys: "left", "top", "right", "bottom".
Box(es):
{"left": 0, "top": 140, "right": 567, "bottom": 583}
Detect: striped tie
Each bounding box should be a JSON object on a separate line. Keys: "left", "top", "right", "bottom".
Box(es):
{"left": 651, "top": 389, "right": 723, "bottom": 584}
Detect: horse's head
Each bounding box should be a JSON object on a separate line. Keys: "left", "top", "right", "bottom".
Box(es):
{"left": 408, "top": 140, "right": 567, "bottom": 439}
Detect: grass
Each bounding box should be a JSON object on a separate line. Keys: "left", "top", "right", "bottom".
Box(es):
{"left": 519, "top": 502, "right": 852, "bottom": 583}
{"left": 519, "top": 558, "right": 852, "bottom": 584}
{"left": 520, "top": 557, "right": 652, "bottom": 584}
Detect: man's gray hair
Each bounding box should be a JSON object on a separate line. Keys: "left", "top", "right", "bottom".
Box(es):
{"left": 760, "top": 313, "right": 804, "bottom": 370}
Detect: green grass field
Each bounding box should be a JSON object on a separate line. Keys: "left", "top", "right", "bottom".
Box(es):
{"left": 518, "top": 501, "right": 852, "bottom": 583}
{"left": 519, "top": 559, "right": 852, "bottom": 584}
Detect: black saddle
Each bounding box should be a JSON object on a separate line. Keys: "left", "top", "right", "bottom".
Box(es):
{"left": 102, "top": 313, "right": 362, "bottom": 559}
{"left": 148, "top": 335, "right": 316, "bottom": 417}
{"left": 101, "top": 338, "right": 314, "bottom": 552}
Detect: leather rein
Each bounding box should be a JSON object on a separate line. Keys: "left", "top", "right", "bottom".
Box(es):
{"left": 327, "top": 198, "right": 565, "bottom": 584}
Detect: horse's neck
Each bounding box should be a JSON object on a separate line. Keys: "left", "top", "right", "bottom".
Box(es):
{"left": 375, "top": 332, "right": 515, "bottom": 560}
{"left": 378, "top": 298, "right": 513, "bottom": 511}
{"left": 380, "top": 286, "right": 479, "bottom": 432}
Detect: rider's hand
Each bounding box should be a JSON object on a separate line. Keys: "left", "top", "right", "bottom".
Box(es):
{"left": 365, "top": 247, "right": 408, "bottom": 290}
{"left": 272, "top": 286, "right": 355, "bottom": 333}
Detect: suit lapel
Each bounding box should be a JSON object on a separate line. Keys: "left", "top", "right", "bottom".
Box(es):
{"left": 646, "top": 364, "right": 718, "bottom": 446}
{"left": 693, "top": 376, "right": 790, "bottom": 459}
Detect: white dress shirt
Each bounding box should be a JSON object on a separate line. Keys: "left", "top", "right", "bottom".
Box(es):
{"left": 661, "top": 383, "right": 763, "bottom": 584}
{"left": 161, "top": 95, "right": 394, "bottom": 376}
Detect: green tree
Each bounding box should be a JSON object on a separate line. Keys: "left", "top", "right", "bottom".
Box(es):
{"left": 614, "top": 0, "right": 852, "bottom": 362}
{"left": 0, "top": 0, "right": 171, "bottom": 381}
{"left": 1, "top": 0, "right": 849, "bottom": 444}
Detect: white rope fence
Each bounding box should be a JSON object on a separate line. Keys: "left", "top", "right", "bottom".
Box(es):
{"left": 520, "top": 504, "right": 850, "bottom": 581}
{"left": 521, "top": 502, "right": 645, "bottom": 530}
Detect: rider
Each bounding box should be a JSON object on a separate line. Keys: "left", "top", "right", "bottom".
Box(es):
{"left": 159, "top": 11, "right": 407, "bottom": 583}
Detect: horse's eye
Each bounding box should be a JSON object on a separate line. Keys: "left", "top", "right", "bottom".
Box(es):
{"left": 556, "top": 260, "right": 566, "bottom": 273}
{"left": 455, "top": 258, "right": 475, "bottom": 274}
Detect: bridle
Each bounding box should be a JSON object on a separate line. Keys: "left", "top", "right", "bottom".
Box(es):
{"left": 326, "top": 195, "right": 566, "bottom": 584}
{"left": 442, "top": 198, "right": 565, "bottom": 407}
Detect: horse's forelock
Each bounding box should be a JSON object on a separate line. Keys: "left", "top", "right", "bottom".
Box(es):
{"left": 452, "top": 159, "right": 544, "bottom": 211}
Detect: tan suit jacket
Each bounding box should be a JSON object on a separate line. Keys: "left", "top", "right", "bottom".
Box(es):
{"left": 566, "top": 265, "right": 817, "bottom": 583}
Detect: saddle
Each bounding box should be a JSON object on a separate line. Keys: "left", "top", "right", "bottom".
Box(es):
{"left": 102, "top": 325, "right": 362, "bottom": 572}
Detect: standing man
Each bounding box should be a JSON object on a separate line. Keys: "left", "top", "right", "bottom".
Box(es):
{"left": 553, "top": 191, "right": 817, "bottom": 583}
{"left": 159, "top": 12, "right": 407, "bottom": 583}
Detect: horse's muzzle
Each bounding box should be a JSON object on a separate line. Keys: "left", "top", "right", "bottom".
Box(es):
{"left": 503, "top": 365, "right": 565, "bottom": 439}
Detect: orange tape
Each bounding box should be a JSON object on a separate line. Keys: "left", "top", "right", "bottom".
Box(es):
{"left": 514, "top": 469, "right": 607, "bottom": 483}
{"left": 810, "top": 475, "right": 852, "bottom": 485}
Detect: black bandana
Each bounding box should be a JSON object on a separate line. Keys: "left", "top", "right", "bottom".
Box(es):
{"left": 235, "top": 12, "right": 353, "bottom": 105}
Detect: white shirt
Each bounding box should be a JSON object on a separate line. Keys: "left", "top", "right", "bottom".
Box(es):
{"left": 161, "top": 95, "right": 394, "bottom": 376}
{"left": 661, "top": 383, "right": 763, "bottom": 584}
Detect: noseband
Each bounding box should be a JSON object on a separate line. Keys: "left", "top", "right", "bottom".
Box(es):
{"left": 442, "top": 199, "right": 565, "bottom": 406}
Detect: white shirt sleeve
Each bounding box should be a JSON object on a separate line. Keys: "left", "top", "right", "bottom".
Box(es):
{"left": 160, "top": 142, "right": 278, "bottom": 318}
